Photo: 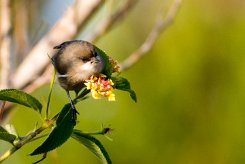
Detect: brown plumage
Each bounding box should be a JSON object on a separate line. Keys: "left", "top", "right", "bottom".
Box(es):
{"left": 51, "top": 40, "right": 104, "bottom": 123}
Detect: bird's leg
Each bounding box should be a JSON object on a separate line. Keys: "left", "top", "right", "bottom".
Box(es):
{"left": 66, "top": 91, "right": 79, "bottom": 123}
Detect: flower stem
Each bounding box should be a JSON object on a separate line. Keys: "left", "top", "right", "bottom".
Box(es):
{"left": 0, "top": 146, "right": 18, "bottom": 163}
{"left": 0, "top": 114, "right": 59, "bottom": 163}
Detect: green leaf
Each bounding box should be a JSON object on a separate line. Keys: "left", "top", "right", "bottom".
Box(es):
{"left": 0, "top": 126, "right": 7, "bottom": 133}
{"left": 94, "top": 45, "right": 113, "bottom": 77}
{"left": 0, "top": 132, "right": 17, "bottom": 144}
{"left": 0, "top": 89, "right": 42, "bottom": 113}
{"left": 30, "top": 104, "right": 75, "bottom": 155}
{"left": 0, "top": 126, "right": 17, "bottom": 144}
{"left": 72, "top": 129, "right": 112, "bottom": 164}
{"left": 111, "top": 76, "right": 137, "bottom": 102}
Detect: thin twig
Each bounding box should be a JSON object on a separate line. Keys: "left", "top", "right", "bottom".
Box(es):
{"left": 0, "top": 114, "right": 58, "bottom": 163}
{"left": 119, "top": 0, "right": 182, "bottom": 71}
{"left": 85, "top": 0, "right": 137, "bottom": 42}
{"left": 28, "top": 133, "right": 49, "bottom": 143}
{"left": 12, "top": 0, "right": 105, "bottom": 89}
{"left": 0, "top": 0, "right": 12, "bottom": 89}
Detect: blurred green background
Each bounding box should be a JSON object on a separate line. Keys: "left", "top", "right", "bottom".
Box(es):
{"left": 1, "top": 0, "right": 245, "bottom": 163}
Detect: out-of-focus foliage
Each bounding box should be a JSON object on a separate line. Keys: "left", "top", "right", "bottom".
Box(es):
{"left": 2, "top": 0, "right": 245, "bottom": 163}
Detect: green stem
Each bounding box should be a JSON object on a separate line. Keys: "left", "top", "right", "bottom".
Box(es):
{"left": 0, "top": 114, "right": 59, "bottom": 163}
{"left": 45, "top": 68, "right": 56, "bottom": 119}
{"left": 76, "top": 127, "right": 112, "bottom": 136}
{"left": 0, "top": 146, "right": 18, "bottom": 163}
{"left": 28, "top": 134, "right": 49, "bottom": 143}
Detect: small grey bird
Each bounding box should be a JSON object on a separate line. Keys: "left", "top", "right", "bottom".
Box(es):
{"left": 51, "top": 40, "right": 104, "bottom": 122}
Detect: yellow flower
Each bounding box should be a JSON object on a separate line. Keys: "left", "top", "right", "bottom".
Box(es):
{"left": 108, "top": 93, "right": 115, "bottom": 101}
{"left": 84, "top": 74, "right": 116, "bottom": 101}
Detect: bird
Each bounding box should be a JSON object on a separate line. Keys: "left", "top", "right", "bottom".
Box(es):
{"left": 51, "top": 40, "right": 104, "bottom": 122}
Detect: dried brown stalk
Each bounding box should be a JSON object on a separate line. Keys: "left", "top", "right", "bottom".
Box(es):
{"left": 119, "top": 0, "right": 182, "bottom": 71}
{"left": 0, "top": 0, "right": 12, "bottom": 89}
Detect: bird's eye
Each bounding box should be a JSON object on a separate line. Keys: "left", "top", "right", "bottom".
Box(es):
{"left": 79, "top": 57, "right": 90, "bottom": 62}
{"left": 94, "top": 52, "right": 98, "bottom": 57}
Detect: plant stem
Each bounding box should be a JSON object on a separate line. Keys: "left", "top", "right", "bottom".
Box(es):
{"left": 0, "top": 146, "right": 18, "bottom": 162}
{"left": 45, "top": 68, "right": 56, "bottom": 119}
{"left": 0, "top": 114, "right": 59, "bottom": 163}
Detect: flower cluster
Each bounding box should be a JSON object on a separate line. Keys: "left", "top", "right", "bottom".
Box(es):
{"left": 84, "top": 74, "right": 115, "bottom": 101}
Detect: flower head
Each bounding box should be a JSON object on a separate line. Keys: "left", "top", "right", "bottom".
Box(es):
{"left": 85, "top": 74, "right": 115, "bottom": 101}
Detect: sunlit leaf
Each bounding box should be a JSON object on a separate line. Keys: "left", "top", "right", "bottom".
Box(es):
{"left": 0, "top": 132, "right": 17, "bottom": 144}
{"left": 72, "top": 129, "right": 112, "bottom": 164}
{"left": 30, "top": 104, "right": 75, "bottom": 155}
{"left": 111, "top": 76, "right": 137, "bottom": 102}
{"left": 0, "top": 126, "right": 17, "bottom": 144}
{"left": 94, "top": 46, "right": 113, "bottom": 77}
{"left": 0, "top": 89, "right": 42, "bottom": 113}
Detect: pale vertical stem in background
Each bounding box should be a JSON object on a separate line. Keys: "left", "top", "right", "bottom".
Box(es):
{"left": 0, "top": 0, "right": 12, "bottom": 89}
{"left": 14, "top": 0, "right": 29, "bottom": 61}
